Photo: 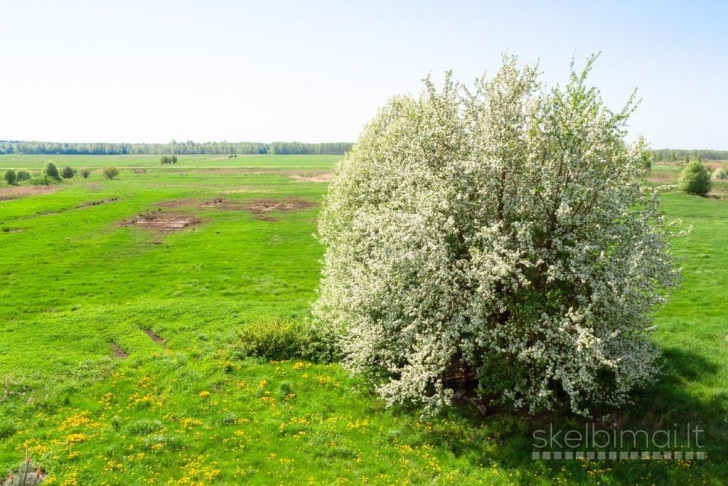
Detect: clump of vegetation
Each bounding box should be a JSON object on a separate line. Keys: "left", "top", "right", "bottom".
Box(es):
{"left": 679, "top": 161, "right": 712, "bottom": 196}
{"left": 60, "top": 166, "right": 74, "bottom": 179}
{"left": 160, "top": 155, "right": 178, "bottom": 165}
{"left": 711, "top": 167, "right": 728, "bottom": 181}
{"left": 314, "top": 56, "right": 680, "bottom": 417}
{"left": 102, "top": 167, "right": 119, "bottom": 180}
{"left": 126, "top": 419, "right": 163, "bottom": 436}
{"left": 80, "top": 168, "right": 91, "bottom": 179}
{"left": 15, "top": 170, "right": 32, "bottom": 182}
{"left": 4, "top": 169, "right": 17, "bottom": 185}
{"left": 43, "top": 161, "right": 60, "bottom": 180}
{"left": 3, "top": 451, "right": 45, "bottom": 485}
{"left": 234, "top": 319, "right": 312, "bottom": 361}
{"left": 0, "top": 418, "right": 17, "bottom": 439}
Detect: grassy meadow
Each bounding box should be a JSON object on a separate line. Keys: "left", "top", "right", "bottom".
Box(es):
{"left": 0, "top": 156, "right": 726, "bottom": 485}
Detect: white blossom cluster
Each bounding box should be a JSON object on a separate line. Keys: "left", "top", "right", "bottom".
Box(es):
{"left": 313, "top": 56, "right": 680, "bottom": 417}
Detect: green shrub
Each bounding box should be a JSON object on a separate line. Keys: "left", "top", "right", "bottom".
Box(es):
{"left": 4, "top": 169, "right": 17, "bottom": 185}
{"left": 80, "top": 168, "right": 91, "bottom": 179}
{"left": 126, "top": 419, "right": 163, "bottom": 436}
{"left": 102, "top": 166, "right": 119, "bottom": 180}
{"left": 43, "top": 161, "right": 60, "bottom": 180}
{"left": 60, "top": 166, "right": 74, "bottom": 179}
{"left": 233, "top": 319, "right": 339, "bottom": 363}
{"left": 679, "top": 161, "right": 711, "bottom": 196}
{"left": 711, "top": 168, "right": 728, "bottom": 181}
{"left": 234, "top": 319, "right": 311, "bottom": 361}
{"left": 0, "top": 417, "right": 17, "bottom": 439}
{"left": 15, "top": 170, "right": 31, "bottom": 182}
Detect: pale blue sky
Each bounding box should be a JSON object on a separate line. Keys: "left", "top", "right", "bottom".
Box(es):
{"left": 1, "top": 0, "right": 726, "bottom": 148}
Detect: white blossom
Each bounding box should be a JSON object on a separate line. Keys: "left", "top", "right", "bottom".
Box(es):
{"left": 312, "top": 55, "right": 680, "bottom": 417}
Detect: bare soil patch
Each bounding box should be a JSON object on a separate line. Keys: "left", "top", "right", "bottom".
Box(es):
{"left": 110, "top": 342, "right": 128, "bottom": 359}
{"left": 644, "top": 172, "right": 676, "bottom": 185}
{"left": 0, "top": 185, "right": 58, "bottom": 201}
{"left": 144, "top": 329, "right": 167, "bottom": 347}
{"left": 290, "top": 172, "right": 333, "bottom": 183}
{"left": 120, "top": 212, "right": 201, "bottom": 232}
{"left": 154, "top": 197, "right": 315, "bottom": 221}
{"left": 76, "top": 197, "right": 119, "bottom": 209}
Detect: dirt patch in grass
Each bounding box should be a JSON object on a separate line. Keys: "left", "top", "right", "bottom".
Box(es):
{"left": 0, "top": 226, "right": 25, "bottom": 233}
{"left": 76, "top": 197, "right": 119, "bottom": 209}
{"left": 290, "top": 172, "right": 333, "bottom": 183}
{"left": 0, "top": 185, "right": 58, "bottom": 201}
{"left": 144, "top": 329, "right": 167, "bottom": 347}
{"left": 644, "top": 172, "right": 677, "bottom": 185}
{"left": 154, "top": 197, "right": 315, "bottom": 221}
{"left": 120, "top": 212, "right": 201, "bottom": 232}
{"left": 110, "top": 342, "right": 128, "bottom": 359}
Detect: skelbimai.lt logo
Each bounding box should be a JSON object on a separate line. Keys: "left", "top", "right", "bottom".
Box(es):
{"left": 532, "top": 423, "right": 705, "bottom": 461}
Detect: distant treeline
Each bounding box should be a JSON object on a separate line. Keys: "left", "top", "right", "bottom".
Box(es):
{"left": 653, "top": 149, "right": 728, "bottom": 162}
{"left": 0, "top": 140, "right": 352, "bottom": 156}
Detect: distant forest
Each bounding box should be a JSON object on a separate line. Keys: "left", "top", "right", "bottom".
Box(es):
{"left": 653, "top": 149, "right": 728, "bottom": 162}
{"left": 0, "top": 140, "right": 353, "bottom": 156}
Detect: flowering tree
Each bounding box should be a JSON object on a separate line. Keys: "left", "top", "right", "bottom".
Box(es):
{"left": 313, "top": 56, "right": 680, "bottom": 417}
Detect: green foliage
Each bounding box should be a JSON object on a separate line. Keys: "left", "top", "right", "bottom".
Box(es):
{"left": 15, "top": 170, "right": 31, "bottom": 182}
{"left": 80, "top": 168, "right": 91, "bottom": 179}
{"left": 60, "top": 166, "right": 74, "bottom": 179}
{"left": 652, "top": 148, "right": 728, "bottom": 162}
{"left": 234, "top": 319, "right": 311, "bottom": 361}
{"left": 126, "top": 419, "right": 163, "bottom": 436}
{"left": 711, "top": 168, "right": 728, "bottom": 181}
{"left": 4, "top": 169, "right": 17, "bottom": 185}
{"left": 0, "top": 418, "right": 17, "bottom": 439}
{"left": 678, "top": 161, "right": 712, "bottom": 196}
{"left": 637, "top": 136, "right": 652, "bottom": 169}
{"left": 102, "top": 166, "right": 119, "bottom": 180}
{"left": 43, "top": 161, "right": 60, "bottom": 180}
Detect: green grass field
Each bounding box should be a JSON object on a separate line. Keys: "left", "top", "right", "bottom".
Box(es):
{"left": 0, "top": 157, "right": 726, "bottom": 485}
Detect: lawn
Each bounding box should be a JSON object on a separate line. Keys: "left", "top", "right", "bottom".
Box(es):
{"left": 0, "top": 156, "right": 726, "bottom": 485}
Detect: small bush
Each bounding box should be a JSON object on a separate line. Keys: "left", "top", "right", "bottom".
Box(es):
{"left": 0, "top": 417, "right": 17, "bottom": 439}
{"left": 102, "top": 166, "right": 119, "bottom": 180}
{"left": 60, "top": 166, "right": 74, "bottom": 179}
{"left": 711, "top": 168, "right": 728, "bottom": 181}
{"left": 3, "top": 169, "right": 17, "bottom": 185}
{"left": 142, "top": 434, "right": 185, "bottom": 452}
{"left": 126, "top": 419, "right": 163, "bottom": 436}
{"left": 43, "top": 161, "right": 60, "bottom": 180}
{"left": 80, "top": 168, "right": 91, "bottom": 179}
{"left": 234, "top": 319, "right": 311, "bottom": 361}
{"left": 233, "top": 319, "right": 339, "bottom": 363}
{"left": 679, "top": 161, "right": 711, "bottom": 196}
{"left": 15, "top": 170, "right": 31, "bottom": 182}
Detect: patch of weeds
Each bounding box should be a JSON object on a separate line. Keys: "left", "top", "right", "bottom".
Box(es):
{"left": 125, "top": 419, "right": 163, "bottom": 436}
{"left": 0, "top": 418, "right": 17, "bottom": 439}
